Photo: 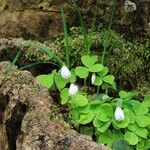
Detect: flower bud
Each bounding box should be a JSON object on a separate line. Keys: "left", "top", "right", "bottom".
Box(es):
{"left": 60, "top": 65, "right": 71, "bottom": 79}
{"left": 69, "top": 83, "right": 78, "bottom": 96}
{"left": 91, "top": 73, "right": 96, "bottom": 84}
{"left": 114, "top": 106, "right": 125, "bottom": 122}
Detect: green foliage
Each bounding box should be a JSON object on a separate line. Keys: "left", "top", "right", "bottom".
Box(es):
{"left": 112, "top": 139, "right": 130, "bottom": 150}
{"left": 23, "top": 28, "right": 149, "bottom": 92}
{"left": 36, "top": 74, "right": 54, "bottom": 89}
{"left": 36, "top": 53, "right": 150, "bottom": 150}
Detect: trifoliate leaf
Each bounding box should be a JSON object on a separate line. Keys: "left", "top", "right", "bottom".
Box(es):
{"left": 119, "top": 91, "right": 138, "bottom": 100}
{"left": 136, "top": 115, "right": 150, "bottom": 127}
{"left": 103, "top": 75, "right": 115, "bottom": 85}
{"left": 98, "top": 67, "right": 109, "bottom": 77}
{"left": 81, "top": 55, "right": 98, "bottom": 68}
{"left": 89, "top": 64, "right": 104, "bottom": 72}
{"left": 75, "top": 66, "right": 89, "bottom": 78}
{"left": 94, "top": 76, "right": 103, "bottom": 86}
{"left": 132, "top": 101, "right": 148, "bottom": 116}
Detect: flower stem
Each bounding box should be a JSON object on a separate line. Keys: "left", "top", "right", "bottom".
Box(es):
{"left": 96, "top": 86, "right": 100, "bottom": 95}
{"left": 84, "top": 78, "right": 87, "bottom": 93}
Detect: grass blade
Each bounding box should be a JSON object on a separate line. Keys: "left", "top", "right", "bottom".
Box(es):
{"left": 61, "top": 7, "right": 70, "bottom": 68}
{"left": 20, "top": 61, "right": 60, "bottom": 70}
{"left": 70, "top": 0, "right": 89, "bottom": 53}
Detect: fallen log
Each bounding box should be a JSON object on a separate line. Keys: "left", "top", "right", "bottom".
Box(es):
{"left": 0, "top": 61, "right": 107, "bottom": 150}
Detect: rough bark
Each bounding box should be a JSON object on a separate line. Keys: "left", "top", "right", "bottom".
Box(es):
{"left": 0, "top": 61, "right": 108, "bottom": 150}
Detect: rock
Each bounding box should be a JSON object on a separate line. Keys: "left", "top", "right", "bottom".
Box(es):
{"left": 0, "top": 61, "right": 107, "bottom": 150}
{"left": 0, "top": 0, "right": 149, "bottom": 40}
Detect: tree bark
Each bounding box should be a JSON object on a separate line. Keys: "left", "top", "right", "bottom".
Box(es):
{"left": 0, "top": 61, "right": 108, "bottom": 150}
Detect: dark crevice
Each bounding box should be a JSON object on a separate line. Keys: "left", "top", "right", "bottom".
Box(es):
{"left": 6, "top": 101, "right": 28, "bottom": 150}
{"left": 0, "top": 94, "right": 28, "bottom": 150}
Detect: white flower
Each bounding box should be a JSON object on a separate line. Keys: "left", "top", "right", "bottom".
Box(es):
{"left": 60, "top": 65, "right": 71, "bottom": 79}
{"left": 91, "top": 73, "right": 96, "bottom": 84}
{"left": 69, "top": 83, "right": 78, "bottom": 96}
{"left": 114, "top": 106, "right": 125, "bottom": 122}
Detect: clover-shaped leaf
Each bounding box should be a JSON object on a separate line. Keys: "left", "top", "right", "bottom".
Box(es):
{"left": 81, "top": 55, "right": 98, "bottom": 68}
{"left": 75, "top": 66, "right": 89, "bottom": 78}
{"left": 36, "top": 74, "right": 54, "bottom": 89}
{"left": 103, "top": 75, "right": 115, "bottom": 85}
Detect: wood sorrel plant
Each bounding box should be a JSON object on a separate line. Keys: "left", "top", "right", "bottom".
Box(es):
{"left": 36, "top": 54, "right": 150, "bottom": 150}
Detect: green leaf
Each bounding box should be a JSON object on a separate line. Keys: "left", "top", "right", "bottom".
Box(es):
{"left": 128, "top": 123, "right": 139, "bottom": 132}
{"left": 97, "top": 103, "right": 114, "bottom": 118}
{"left": 77, "top": 104, "right": 90, "bottom": 114}
{"left": 136, "top": 115, "right": 150, "bottom": 127}
{"left": 90, "top": 101, "right": 102, "bottom": 113}
{"left": 97, "top": 121, "right": 111, "bottom": 133}
{"left": 119, "top": 91, "right": 138, "bottom": 100}
{"left": 70, "top": 94, "right": 88, "bottom": 108}
{"left": 112, "top": 139, "right": 130, "bottom": 150}
{"left": 60, "top": 88, "right": 69, "bottom": 105}
{"left": 112, "top": 129, "right": 124, "bottom": 141}
{"left": 144, "top": 139, "right": 150, "bottom": 149}
{"left": 136, "top": 140, "right": 145, "bottom": 150}
{"left": 93, "top": 116, "right": 102, "bottom": 127}
{"left": 101, "top": 103, "right": 114, "bottom": 117}
{"left": 132, "top": 101, "right": 148, "bottom": 116}
{"left": 36, "top": 74, "right": 54, "bottom": 89}
{"left": 124, "top": 132, "right": 139, "bottom": 145}
{"left": 80, "top": 126, "right": 94, "bottom": 137}
{"left": 97, "top": 130, "right": 114, "bottom": 147}
{"left": 97, "top": 111, "right": 110, "bottom": 122}
{"left": 75, "top": 66, "right": 89, "bottom": 78}
{"left": 94, "top": 76, "right": 103, "bottom": 86}
{"left": 69, "top": 69, "right": 76, "bottom": 83}
{"left": 89, "top": 64, "right": 104, "bottom": 72}
{"left": 54, "top": 73, "right": 66, "bottom": 90}
{"left": 135, "top": 128, "right": 148, "bottom": 139}
{"left": 128, "top": 110, "right": 135, "bottom": 124}
{"left": 81, "top": 55, "right": 98, "bottom": 68}
{"left": 142, "top": 94, "right": 150, "bottom": 108}
{"left": 70, "top": 109, "right": 80, "bottom": 121}
{"left": 103, "top": 75, "right": 115, "bottom": 85}
{"left": 79, "top": 111, "right": 95, "bottom": 124}
{"left": 98, "top": 67, "right": 109, "bottom": 78}
{"left": 113, "top": 118, "right": 129, "bottom": 129}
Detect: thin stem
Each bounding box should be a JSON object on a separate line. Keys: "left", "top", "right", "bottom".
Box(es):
{"left": 105, "top": 88, "right": 108, "bottom": 95}
{"left": 101, "top": 0, "right": 117, "bottom": 65}
{"left": 84, "top": 78, "right": 87, "bottom": 94}
{"left": 101, "top": 45, "right": 107, "bottom": 65}
{"left": 96, "top": 86, "right": 100, "bottom": 95}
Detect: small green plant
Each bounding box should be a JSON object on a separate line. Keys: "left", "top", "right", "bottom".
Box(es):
{"left": 36, "top": 53, "right": 150, "bottom": 150}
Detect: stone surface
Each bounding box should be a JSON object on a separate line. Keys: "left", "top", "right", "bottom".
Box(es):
{"left": 0, "top": 0, "right": 149, "bottom": 40}
{"left": 0, "top": 61, "right": 108, "bottom": 150}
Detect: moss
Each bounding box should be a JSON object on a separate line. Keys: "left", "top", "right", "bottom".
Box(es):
{"left": 22, "top": 27, "right": 149, "bottom": 92}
